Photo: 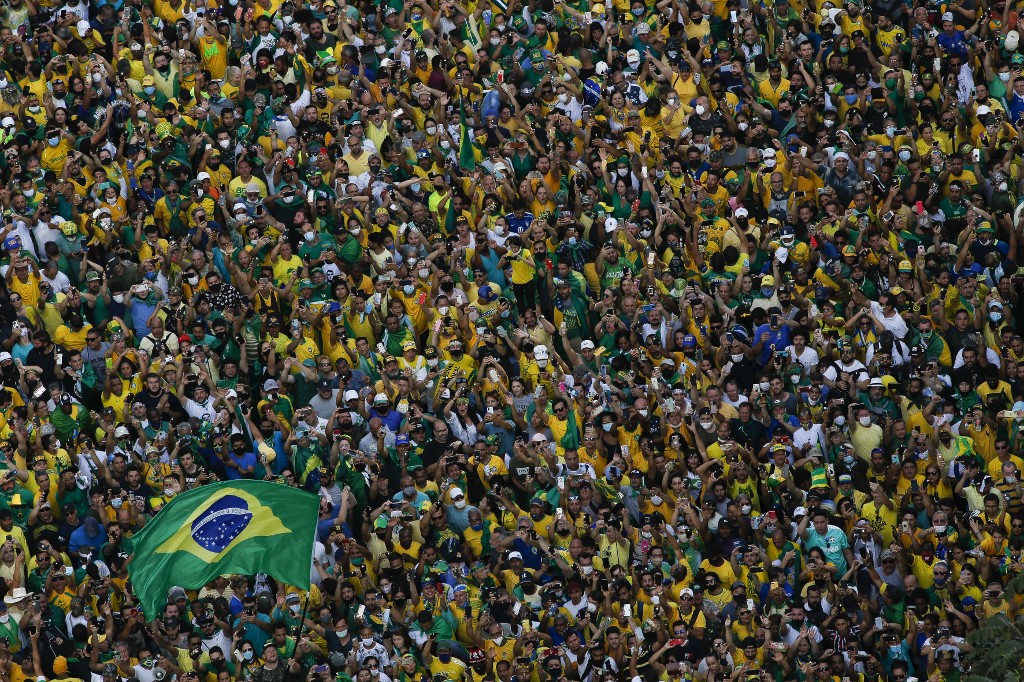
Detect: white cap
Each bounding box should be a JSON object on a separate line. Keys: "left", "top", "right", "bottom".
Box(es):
{"left": 449, "top": 487, "right": 465, "bottom": 499}
{"left": 941, "top": 11, "right": 954, "bottom": 21}
{"left": 373, "top": 392, "right": 389, "bottom": 404}
{"left": 114, "top": 426, "right": 130, "bottom": 438}
{"left": 0, "top": 352, "right": 11, "bottom": 362}
{"left": 344, "top": 389, "right": 359, "bottom": 401}
{"left": 625, "top": 49, "right": 641, "bottom": 68}
{"left": 834, "top": 151, "right": 850, "bottom": 161}
{"left": 225, "top": 389, "right": 238, "bottom": 399}
{"left": 534, "top": 345, "right": 549, "bottom": 360}
{"left": 735, "top": 207, "right": 749, "bottom": 218}
{"left": 531, "top": 432, "right": 548, "bottom": 442}
{"left": 508, "top": 551, "right": 524, "bottom": 560}
{"left": 77, "top": 19, "right": 91, "bottom": 35}
{"left": 594, "top": 61, "right": 609, "bottom": 75}
{"left": 580, "top": 340, "right": 595, "bottom": 350}
{"left": 605, "top": 217, "right": 618, "bottom": 231}
{"left": 976, "top": 105, "right": 992, "bottom": 117}
{"left": 793, "top": 506, "right": 808, "bottom": 517}
{"left": 130, "top": 42, "right": 142, "bottom": 51}
{"left": 0, "top": 117, "right": 13, "bottom": 128}
{"left": 761, "top": 148, "right": 776, "bottom": 159}
{"left": 196, "top": 172, "right": 211, "bottom": 181}
{"left": 246, "top": 182, "right": 261, "bottom": 193}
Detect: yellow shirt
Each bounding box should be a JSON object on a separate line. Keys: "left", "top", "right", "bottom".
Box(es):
{"left": 272, "top": 254, "right": 304, "bottom": 286}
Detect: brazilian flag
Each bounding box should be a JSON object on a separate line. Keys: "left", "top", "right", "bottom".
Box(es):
{"left": 128, "top": 481, "right": 319, "bottom": 616}
{"left": 458, "top": 95, "right": 476, "bottom": 173}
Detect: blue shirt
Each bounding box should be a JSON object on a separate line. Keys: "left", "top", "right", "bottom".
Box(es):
{"left": 68, "top": 524, "right": 105, "bottom": 554}
{"left": 225, "top": 451, "right": 257, "bottom": 479}
{"left": 504, "top": 211, "right": 535, "bottom": 235}
{"left": 753, "top": 323, "right": 792, "bottom": 366}
{"left": 935, "top": 30, "right": 968, "bottom": 58}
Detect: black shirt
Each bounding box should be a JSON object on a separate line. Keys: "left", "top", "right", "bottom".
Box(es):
{"left": 26, "top": 344, "right": 59, "bottom": 386}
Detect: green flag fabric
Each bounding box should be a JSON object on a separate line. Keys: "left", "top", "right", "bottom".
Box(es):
{"left": 128, "top": 480, "right": 319, "bottom": 617}
{"left": 458, "top": 96, "right": 476, "bottom": 173}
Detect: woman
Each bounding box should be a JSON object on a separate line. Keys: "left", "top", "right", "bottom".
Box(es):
{"left": 0, "top": 538, "right": 24, "bottom": 595}
{"left": 443, "top": 394, "right": 480, "bottom": 447}
{"left": 6, "top": 317, "right": 35, "bottom": 365}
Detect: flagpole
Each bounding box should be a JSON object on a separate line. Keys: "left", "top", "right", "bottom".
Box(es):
{"left": 291, "top": 595, "right": 310, "bottom": 660}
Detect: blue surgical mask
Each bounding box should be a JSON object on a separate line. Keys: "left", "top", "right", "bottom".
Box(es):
{"left": 899, "top": 150, "right": 911, "bottom": 162}
{"left": 403, "top": 285, "right": 415, "bottom": 295}
{"left": 602, "top": 422, "right": 613, "bottom": 432}
{"left": 845, "top": 94, "right": 858, "bottom": 104}
{"left": 144, "top": 86, "right": 156, "bottom": 95}
{"left": 410, "top": 183, "right": 421, "bottom": 193}
{"left": 761, "top": 287, "right": 774, "bottom": 297}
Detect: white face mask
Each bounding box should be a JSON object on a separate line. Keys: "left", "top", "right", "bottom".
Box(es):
{"left": 694, "top": 105, "right": 706, "bottom": 116}
{"left": 454, "top": 498, "right": 467, "bottom": 509}
{"left": 438, "top": 305, "right": 449, "bottom": 315}
{"left": 834, "top": 415, "right": 846, "bottom": 427}
{"left": 858, "top": 416, "right": 872, "bottom": 427}
{"left": 700, "top": 420, "right": 715, "bottom": 431}
{"left": 650, "top": 495, "right": 663, "bottom": 506}
{"left": 1000, "top": 71, "right": 1012, "bottom": 82}
{"left": 362, "top": 638, "right": 375, "bottom": 647}
{"left": 490, "top": 37, "right": 501, "bottom": 46}
{"left": 112, "top": 294, "right": 124, "bottom": 304}
{"left": 219, "top": 139, "right": 231, "bottom": 149}
{"left": 188, "top": 276, "right": 199, "bottom": 286}
{"left": 0, "top": 614, "right": 8, "bottom": 624}
{"left": 731, "top": 353, "right": 744, "bottom": 362}
{"left": 741, "top": 504, "right": 751, "bottom": 514}
{"left": 425, "top": 126, "right": 437, "bottom": 136}
{"left": 637, "top": 409, "right": 648, "bottom": 417}
{"left": 738, "top": 122, "right": 748, "bottom": 131}
{"left": 375, "top": 45, "right": 387, "bottom": 54}
{"left": 933, "top": 524, "right": 947, "bottom": 534}
{"left": 418, "top": 268, "right": 430, "bottom": 279}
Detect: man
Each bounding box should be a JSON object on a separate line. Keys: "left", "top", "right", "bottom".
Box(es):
{"left": 798, "top": 510, "right": 853, "bottom": 575}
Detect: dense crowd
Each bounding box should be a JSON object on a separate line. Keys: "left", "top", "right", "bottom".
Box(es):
{"left": 0, "top": 0, "right": 1023, "bottom": 680}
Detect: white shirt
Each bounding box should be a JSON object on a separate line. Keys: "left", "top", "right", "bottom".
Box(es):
{"left": 793, "top": 423, "right": 826, "bottom": 454}
{"left": 42, "top": 269, "right": 73, "bottom": 295}
{"left": 185, "top": 397, "right": 217, "bottom": 421}
{"left": 787, "top": 345, "right": 820, "bottom": 372}
{"left": 869, "top": 302, "right": 909, "bottom": 339}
